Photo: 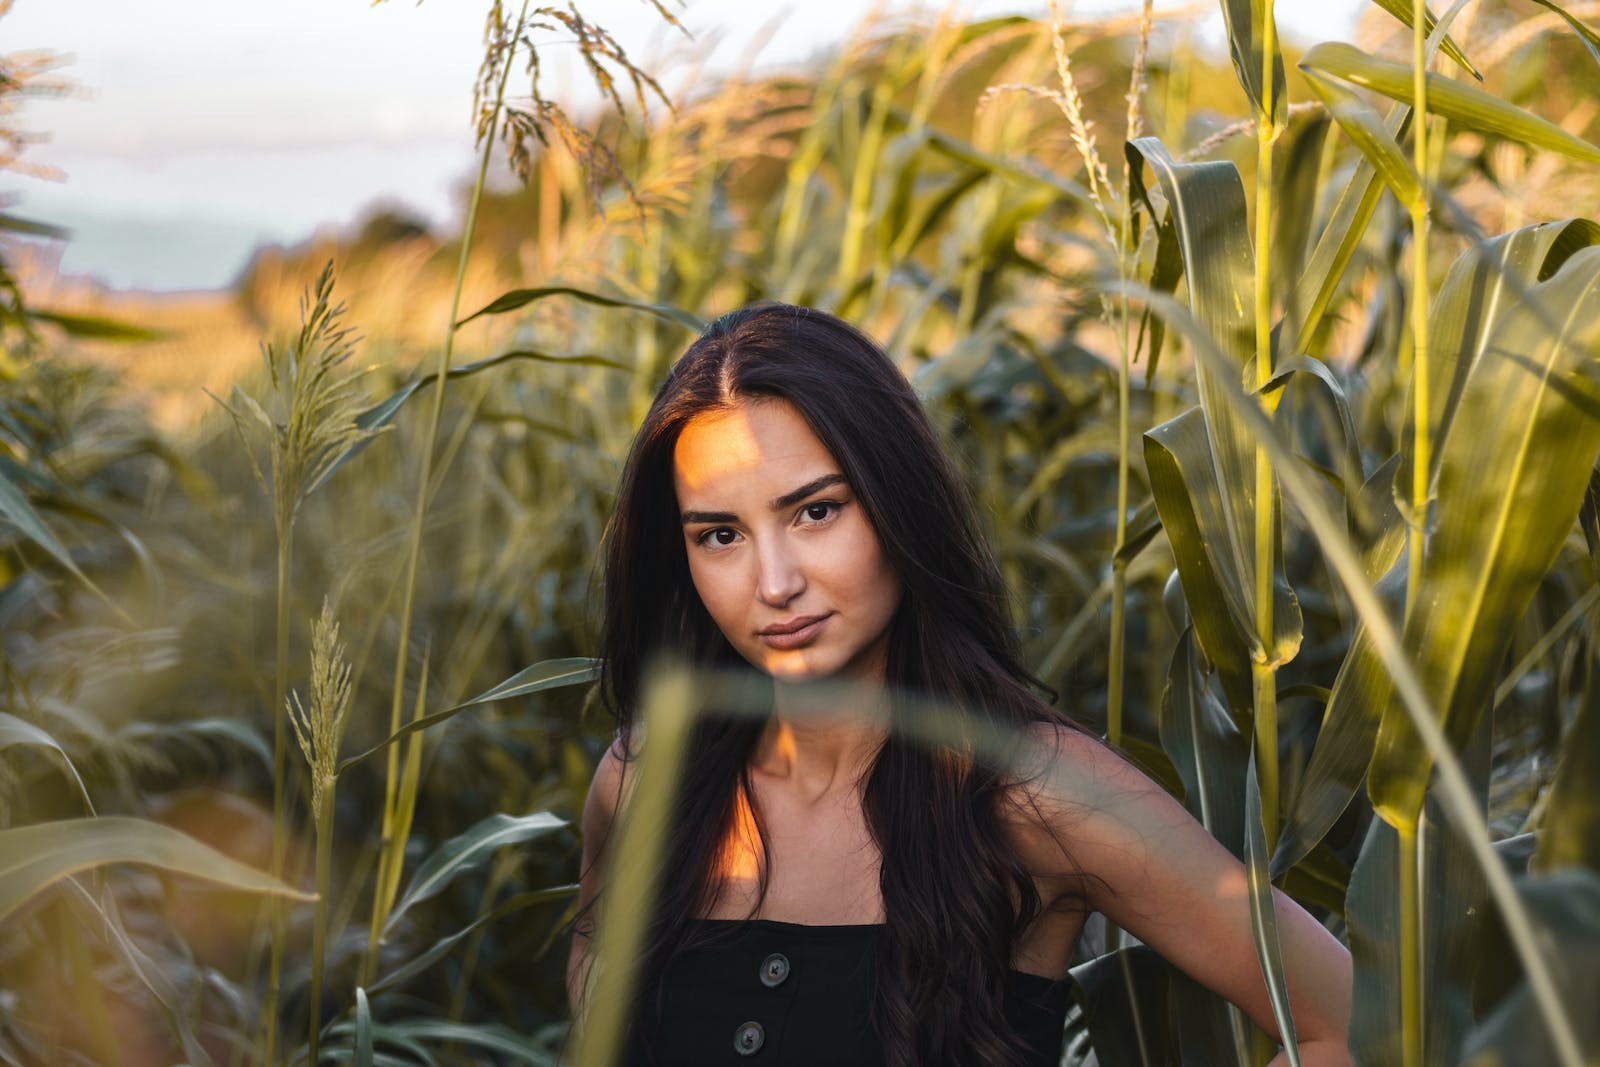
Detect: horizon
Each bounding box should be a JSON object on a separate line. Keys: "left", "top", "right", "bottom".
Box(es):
{"left": 7, "top": 0, "right": 1364, "bottom": 291}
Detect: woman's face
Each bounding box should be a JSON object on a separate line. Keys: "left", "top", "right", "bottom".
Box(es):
{"left": 673, "top": 397, "right": 902, "bottom": 685}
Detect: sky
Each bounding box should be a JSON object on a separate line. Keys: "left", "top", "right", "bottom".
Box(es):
{"left": 6, "top": 0, "right": 1367, "bottom": 291}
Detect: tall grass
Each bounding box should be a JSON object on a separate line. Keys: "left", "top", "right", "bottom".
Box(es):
{"left": 4, "top": 2, "right": 1600, "bottom": 1065}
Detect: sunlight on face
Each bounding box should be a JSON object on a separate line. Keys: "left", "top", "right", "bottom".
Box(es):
{"left": 673, "top": 398, "right": 902, "bottom": 685}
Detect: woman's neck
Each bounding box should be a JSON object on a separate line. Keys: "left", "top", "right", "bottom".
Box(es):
{"left": 757, "top": 682, "right": 888, "bottom": 802}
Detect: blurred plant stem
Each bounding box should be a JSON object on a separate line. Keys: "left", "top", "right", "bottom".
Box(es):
{"left": 1252, "top": 0, "right": 1281, "bottom": 853}
{"left": 1398, "top": 3, "right": 1433, "bottom": 1063}
{"left": 362, "top": 0, "right": 530, "bottom": 989}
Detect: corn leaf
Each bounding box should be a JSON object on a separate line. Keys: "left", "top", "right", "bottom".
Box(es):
{"left": 355, "top": 988, "right": 374, "bottom": 1067}
{"left": 1217, "top": 0, "right": 1287, "bottom": 127}
{"left": 1399, "top": 219, "right": 1600, "bottom": 500}
{"left": 0, "top": 465, "right": 93, "bottom": 586}
{"left": 1129, "top": 136, "right": 1303, "bottom": 686}
{"left": 1528, "top": 0, "right": 1600, "bottom": 76}
{"left": 1285, "top": 107, "right": 1411, "bottom": 356}
{"left": 31, "top": 309, "right": 164, "bottom": 343}
{"left": 312, "top": 351, "right": 629, "bottom": 494}
{"left": 1364, "top": 0, "right": 1482, "bottom": 77}
{"left": 371, "top": 883, "right": 577, "bottom": 995}
{"left": 1244, "top": 745, "right": 1300, "bottom": 1067}
{"left": 1145, "top": 408, "right": 1301, "bottom": 713}
{"left": 1145, "top": 411, "right": 1262, "bottom": 712}
{"left": 1299, "top": 66, "right": 1424, "bottom": 211}
{"left": 1301, "top": 43, "right": 1600, "bottom": 163}
{"left": 0, "top": 712, "right": 93, "bottom": 812}
{"left": 1070, "top": 944, "right": 1179, "bottom": 1066}
{"left": 1532, "top": 667, "right": 1600, "bottom": 872}
{"left": 338, "top": 657, "right": 600, "bottom": 776}
{"left": 384, "top": 812, "right": 567, "bottom": 933}
{"left": 1460, "top": 871, "right": 1600, "bottom": 1065}
{"left": 1158, "top": 629, "right": 1248, "bottom": 859}
{"left": 0, "top": 816, "right": 313, "bottom": 923}
{"left": 1369, "top": 246, "right": 1600, "bottom": 824}
{"left": 454, "top": 285, "right": 704, "bottom": 331}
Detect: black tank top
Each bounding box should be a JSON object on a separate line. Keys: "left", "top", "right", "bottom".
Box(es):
{"left": 622, "top": 918, "right": 1071, "bottom": 1065}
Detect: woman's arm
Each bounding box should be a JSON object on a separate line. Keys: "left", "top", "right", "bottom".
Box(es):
{"left": 566, "top": 739, "right": 628, "bottom": 1014}
{"left": 1009, "top": 723, "right": 1353, "bottom": 1067}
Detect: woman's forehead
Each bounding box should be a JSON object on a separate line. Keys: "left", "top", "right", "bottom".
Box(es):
{"left": 672, "top": 398, "right": 840, "bottom": 501}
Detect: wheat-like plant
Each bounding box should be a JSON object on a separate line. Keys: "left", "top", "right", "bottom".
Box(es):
{"left": 286, "top": 596, "right": 354, "bottom": 1067}
{"left": 223, "top": 262, "right": 380, "bottom": 544}
{"left": 218, "top": 261, "right": 380, "bottom": 1061}
{"left": 287, "top": 598, "right": 354, "bottom": 813}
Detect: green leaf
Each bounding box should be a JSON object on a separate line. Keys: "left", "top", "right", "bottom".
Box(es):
{"left": 0, "top": 711, "right": 94, "bottom": 812}
{"left": 370, "top": 883, "right": 577, "bottom": 995}
{"left": 1461, "top": 871, "right": 1600, "bottom": 1065}
{"left": 1070, "top": 944, "right": 1181, "bottom": 1066}
{"left": 354, "top": 987, "right": 374, "bottom": 1067}
{"left": 456, "top": 655, "right": 602, "bottom": 710}
{"left": 1298, "top": 66, "right": 1425, "bottom": 211}
{"left": 1401, "top": 219, "right": 1600, "bottom": 499}
{"left": 1284, "top": 106, "right": 1411, "bottom": 356}
{"left": 1270, "top": 558, "right": 1405, "bottom": 878}
{"left": 1114, "top": 498, "right": 1164, "bottom": 568}
{"left": 384, "top": 812, "right": 567, "bottom": 933}
{"left": 0, "top": 816, "right": 313, "bottom": 922}
{"left": 1300, "top": 42, "right": 1600, "bottom": 163}
{"left": 1158, "top": 630, "right": 1248, "bottom": 858}
{"left": 1145, "top": 409, "right": 1302, "bottom": 713}
{"left": 0, "top": 464, "right": 92, "bottom": 585}
{"left": 1369, "top": 245, "right": 1600, "bottom": 824}
{"left": 1532, "top": 664, "right": 1600, "bottom": 872}
{"left": 1218, "top": 0, "right": 1287, "bottom": 126}
{"left": 0, "top": 212, "right": 71, "bottom": 239}
{"left": 1528, "top": 0, "right": 1600, "bottom": 77}
{"left": 118, "top": 716, "right": 273, "bottom": 774}
{"left": 312, "top": 352, "right": 629, "bottom": 494}
{"left": 337, "top": 657, "right": 600, "bottom": 777}
{"left": 32, "top": 309, "right": 164, "bottom": 343}
{"left": 1244, "top": 747, "right": 1300, "bottom": 1067}
{"left": 1364, "top": 0, "right": 1482, "bottom": 77}
{"left": 1129, "top": 137, "right": 1303, "bottom": 684}
{"left": 455, "top": 285, "right": 705, "bottom": 332}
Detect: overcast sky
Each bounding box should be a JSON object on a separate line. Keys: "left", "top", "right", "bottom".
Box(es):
{"left": 7, "top": 0, "right": 1366, "bottom": 290}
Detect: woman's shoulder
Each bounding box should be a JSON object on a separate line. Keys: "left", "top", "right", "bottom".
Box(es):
{"left": 997, "top": 719, "right": 1174, "bottom": 878}
{"left": 1002, "top": 719, "right": 1139, "bottom": 811}
{"left": 582, "top": 732, "right": 635, "bottom": 833}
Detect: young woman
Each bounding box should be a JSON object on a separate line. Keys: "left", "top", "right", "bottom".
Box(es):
{"left": 568, "top": 304, "right": 1353, "bottom": 1066}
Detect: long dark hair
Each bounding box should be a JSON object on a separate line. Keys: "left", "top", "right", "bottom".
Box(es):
{"left": 595, "top": 303, "right": 1080, "bottom": 1066}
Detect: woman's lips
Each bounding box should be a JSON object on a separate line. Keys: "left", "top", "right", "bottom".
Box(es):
{"left": 758, "top": 614, "right": 830, "bottom": 650}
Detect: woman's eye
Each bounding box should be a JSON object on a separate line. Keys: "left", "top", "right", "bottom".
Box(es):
{"left": 801, "top": 501, "right": 839, "bottom": 523}
{"left": 698, "top": 527, "right": 738, "bottom": 547}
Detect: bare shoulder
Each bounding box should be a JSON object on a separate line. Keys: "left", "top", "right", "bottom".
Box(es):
{"left": 999, "top": 720, "right": 1201, "bottom": 898}
{"left": 582, "top": 734, "right": 632, "bottom": 843}
{"left": 1001, "top": 721, "right": 1160, "bottom": 827}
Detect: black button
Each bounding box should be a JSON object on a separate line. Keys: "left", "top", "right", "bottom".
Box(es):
{"left": 734, "top": 1020, "right": 765, "bottom": 1055}
{"left": 759, "top": 952, "right": 791, "bottom": 988}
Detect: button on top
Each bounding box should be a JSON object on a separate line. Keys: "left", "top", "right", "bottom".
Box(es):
{"left": 734, "top": 1020, "right": 765, "bottom": 1055}
{"left": 759, "top": 952, "right": 791, "bottom": 988}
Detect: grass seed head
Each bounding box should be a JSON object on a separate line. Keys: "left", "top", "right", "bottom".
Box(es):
{"left": 287, "top": 597, "right": 354, "bottom": 811}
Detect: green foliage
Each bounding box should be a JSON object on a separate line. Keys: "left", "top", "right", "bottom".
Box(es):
{"left": 6, "top": 1, "right": 1600, "bottom": 1064}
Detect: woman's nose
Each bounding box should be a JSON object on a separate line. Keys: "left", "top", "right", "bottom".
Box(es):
{"left": 755, "top": 537, "right": 805, "bottom": 607}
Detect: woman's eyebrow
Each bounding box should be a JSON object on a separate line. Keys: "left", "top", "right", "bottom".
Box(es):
{"left": 679, "top": 473, "right": 847, "bottom": 525}
{"left": 770, "top": 473, "right": 846, "bottom": 510}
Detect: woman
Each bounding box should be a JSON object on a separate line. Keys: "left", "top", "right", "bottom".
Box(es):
{"left": 569, "top": 304, "right": 1352, "bottom": 1065}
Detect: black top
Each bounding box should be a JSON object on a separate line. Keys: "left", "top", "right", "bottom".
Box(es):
{"left": 621, "top": 918, "right": 1072, "bottom": 1065}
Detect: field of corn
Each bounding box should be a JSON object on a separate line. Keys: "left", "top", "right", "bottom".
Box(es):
{"left": 4, "top": 0, "right": 1600, "bottom": 1064}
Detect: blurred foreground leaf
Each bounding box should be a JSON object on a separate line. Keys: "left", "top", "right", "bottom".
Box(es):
{"left": 0, "top": 816, "right": 313, "bottom": 923}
